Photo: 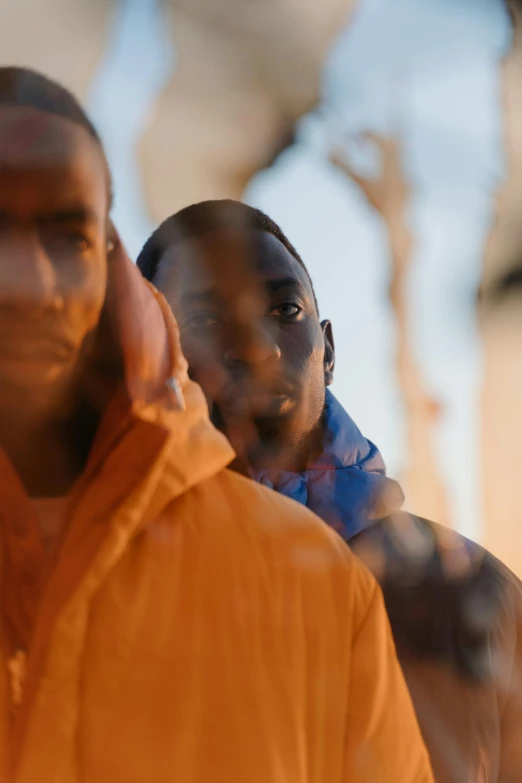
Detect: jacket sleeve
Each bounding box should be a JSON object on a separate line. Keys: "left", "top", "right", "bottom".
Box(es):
{"left": 343, "top": 580, "right": 434, "bottom": 783}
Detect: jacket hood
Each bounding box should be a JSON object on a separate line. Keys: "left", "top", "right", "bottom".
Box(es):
{"left": 254, "top": 390, "right": 404, "bottom": 539}
{"left": 84, "top": 234, "right": 236, "bottom": 497}
{"left": 1, "top": 236, "right": 235, "bottom": 659}
{"left": 6, "top": 237, "right": 236, "bottom": 766}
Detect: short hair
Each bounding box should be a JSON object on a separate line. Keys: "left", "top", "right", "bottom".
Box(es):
{"left": 137, "top": 199, "right": 319, "bottom": 311}
{"left": 0, "top": 66, "right": 112, "bottom": 202}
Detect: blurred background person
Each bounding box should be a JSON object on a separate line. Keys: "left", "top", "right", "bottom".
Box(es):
{"left": 138, "top": 198, "right": 522, "bottom": 783}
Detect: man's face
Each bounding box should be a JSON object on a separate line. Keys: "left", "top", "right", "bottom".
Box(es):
{"left": 0, "top": 105, "right": 109, "bottom": 392}
{"left": 155, "top": 227, "right": 334, "bottom": 468}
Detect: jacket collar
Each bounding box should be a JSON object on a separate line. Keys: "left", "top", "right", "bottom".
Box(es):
{"left": 82, "top": 235, "right": 235, "bottom": 501}
{"left": 7, "top": 238, "right": 235, "bottom": 770}
{"left": 254, "top": 389, "right": 404, "bottom": 539}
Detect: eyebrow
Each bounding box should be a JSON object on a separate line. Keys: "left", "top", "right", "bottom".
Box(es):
{"left": 0, "top": 207, "right": 101, "bottom": 230}
{"left": 180, "top": 290, "right": 220, "bottom": 308}
{"left": 180, "top": 276, "right": 307, "bottom": 307}
{"left": 37, "top": 207, "right": 101, "bottom": 226}
{"left": 265, "top": 276, "right": 306, "bottom": 295}
{"left": 22, "top": 206, "right": 101, "bottom": 226}
{"left": 181, "top": 277, "right": 306, "bottom": 304}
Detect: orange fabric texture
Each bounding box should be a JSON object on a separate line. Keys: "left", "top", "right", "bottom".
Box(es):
{"left": 0, "top": 242, "right": 433, "bottom": 782}
{"left": 30, "top": 499, "right": 68, "bottom": 555}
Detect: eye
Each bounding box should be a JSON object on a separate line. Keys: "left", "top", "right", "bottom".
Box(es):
{"left": 185, "top": 313, "right": 223, "bottom": 331}
{"left": 66, "top": 232, "right": 92, "bottom": 252}
{"left": 268, "top": 301, "right": 303, "bottom": 319}
{"left": 45, "top": 231, "right": 93, "bottom": 256}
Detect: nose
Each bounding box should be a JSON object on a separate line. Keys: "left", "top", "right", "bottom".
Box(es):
{"left": 225, "top": 320, "right": 282, "bottom": 369}
{"left": 0, "top": 229, "right": 63, "bottom": 313}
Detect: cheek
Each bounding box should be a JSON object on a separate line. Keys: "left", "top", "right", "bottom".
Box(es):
{"left": 281, "top": 327, "right": 325, "bottom": 377}
{"left": 64, "top": 259, "right": 107, "bottom": 335}
{"left": 178, "top": 331, "right": 226, "bottom": 393}
{"left": 178, "top": 330, "right": 205, "bottom": 369}
{"left": 281, "top": 330, "right": 326, "bottom": 418}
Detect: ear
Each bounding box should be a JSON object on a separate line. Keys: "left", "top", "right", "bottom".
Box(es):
{"left": 106, "top": 217, "right": 117, "bottom": 254}
{"left": 321, "top": 320, "right": 335, "bottom": 386}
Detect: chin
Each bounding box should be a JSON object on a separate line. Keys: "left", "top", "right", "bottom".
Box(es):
{"left": 254, "top": 415, "right": 305, "bottom": 457}
{"left": 0, "top": 358, "right": 73, "bottom": 391}
{"left": 256, "top": 406, "right": 314, "bottom": 439}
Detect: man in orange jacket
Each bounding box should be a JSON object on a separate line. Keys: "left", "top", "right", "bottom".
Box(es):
{"left": 139, "top": 198, "right": 522, "bottom": 783}
{"left": 0, "top": 68, "right": 432, "bottom": 782}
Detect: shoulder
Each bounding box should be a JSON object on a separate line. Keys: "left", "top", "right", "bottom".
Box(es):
{"left": 352, "top": 511, "right": 522, "bottom": 679}
{"left": 176, "top": 468, "right": 379, "bottom": 622}
{"left": 410, "top": 515, "right": 522, "bottom": 631}
{"left": 354, "top": 511, "right": 519, "bottom": 591}
{"left": 193, "top": 466, "right": 341, "bottom": 542}
{"left": 410, "top": 515, "right": 521, "bottom": 601}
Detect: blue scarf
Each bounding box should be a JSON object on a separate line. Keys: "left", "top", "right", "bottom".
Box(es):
{"left": 254, "top": 390, "right": 404, "bottom": 540}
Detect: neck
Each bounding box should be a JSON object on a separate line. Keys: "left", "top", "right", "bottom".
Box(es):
{"left": 231, "top": 420, "right": 325, "bottom": 477}
{"left": 0, "top": 319, "right": 125, "bottom": 497}
{"left": 0, "top": 375, "right": 102, "bottom": 499}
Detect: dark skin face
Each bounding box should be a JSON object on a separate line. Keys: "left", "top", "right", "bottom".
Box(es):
{"left": 0, "top": 105, "right": 110, "bottom": 495}
{"left": 154, "top": 228, "right": 335, "bottom": 472}
{"left": 0, "top": 105, "right": 109, "bottom": 396}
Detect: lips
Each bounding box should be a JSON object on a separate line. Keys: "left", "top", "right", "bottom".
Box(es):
{"left": 220, "top": 381, "right": 296, "bottom": 419}
{"left": 0, "top": 326, "right": 75, "bottom": 362}
{"left": 2, "top": 342, "right": 73, "bottom": 362}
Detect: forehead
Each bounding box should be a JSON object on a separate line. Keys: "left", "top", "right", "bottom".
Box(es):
{"left": 158, "top": 228, "right": 314, "bottom": 303}
{"left": 0, "top": 105, "right": 107, "bottom": 218}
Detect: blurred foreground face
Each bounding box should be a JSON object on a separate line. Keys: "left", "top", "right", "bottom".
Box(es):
{"left": 155, "top": 228, "right": 332, "bottom": 469}
{"left": 0, "top": 106, "right": 108, "bottom": 393}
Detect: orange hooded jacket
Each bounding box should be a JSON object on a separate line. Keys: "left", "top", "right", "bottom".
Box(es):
{"left": 0, "top": 241, "right": 433, "bottom": 783}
